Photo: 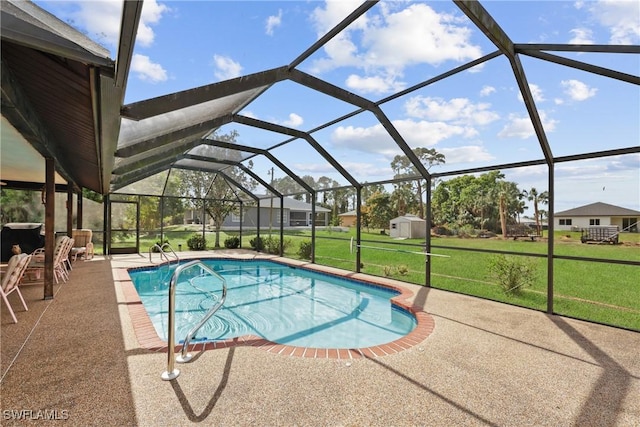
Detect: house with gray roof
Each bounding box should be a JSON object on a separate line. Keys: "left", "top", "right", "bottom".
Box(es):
{"left": 555, "top": 202, "right": 639, "bottom": 232}
{"left": 219, "top": 197, "right": 331, "bottom": 229}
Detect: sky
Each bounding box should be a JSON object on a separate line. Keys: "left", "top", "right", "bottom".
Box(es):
{"left": 35, "top": 0, "right": 640, "bottom": 215}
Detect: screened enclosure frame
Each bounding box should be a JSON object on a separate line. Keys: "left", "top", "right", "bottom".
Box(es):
{"left": 2, "top": 0, "right": 638, "bottom": 321}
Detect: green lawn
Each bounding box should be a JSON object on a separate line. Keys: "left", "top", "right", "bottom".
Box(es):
{"left": 111, "top": 225, "right": 640, "bottom": 331}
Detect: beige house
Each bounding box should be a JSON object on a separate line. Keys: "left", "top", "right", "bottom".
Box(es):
{"left": 338, "top": 210, "right": 358, "bottom": 227}
{"left": 555, "top": 202, "right": 639, "bottom": 232}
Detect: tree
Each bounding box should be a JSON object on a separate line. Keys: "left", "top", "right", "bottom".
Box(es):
{"left": 390, "top": 148, "right": 445, "bottom": 218}
{"left": 366, "top": 191, "right": 394, "bottom": 232}
{"left": 176, "top": 130, "right": 256, "bottom": 248}
{"left": 495, "top": 180, "right": 522, "bottom": 238}
{"left": 522, "top": 188, "right": 549, "bottom": 236}
{"left": 431, "top": 171, "right": 523, "bottom": 234}
{"left": 0, "top": 189, "right": 43, "bottom": 224}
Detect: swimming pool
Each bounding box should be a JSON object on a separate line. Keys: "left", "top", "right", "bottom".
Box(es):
{"left": 129, "top": 259, "right": 417, "bottom": 349}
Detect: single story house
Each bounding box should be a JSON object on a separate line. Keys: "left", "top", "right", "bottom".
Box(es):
{"left": 390, "top": 214, "right": 427, "bottom": 239}
{"left": 555, "top": 202, "right": 639, "bottom": 232}
{"left": 186, "top": 197, "right": 330, "bottom": 228}
{"left": 338, "top": 210, "right": 358, "bottom": 227}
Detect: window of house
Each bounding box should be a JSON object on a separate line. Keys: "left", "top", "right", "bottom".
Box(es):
{"left": 559, "top": 219, "right": 572, "bottom": 225}
{"left": 589, "top": 219, "right": 600, "bottom": 226}
{"left": 231, "top": 212, "right": 241, "bottom": 223}
{"left": 275, "top": 210, "right": 288, "bottom": 224}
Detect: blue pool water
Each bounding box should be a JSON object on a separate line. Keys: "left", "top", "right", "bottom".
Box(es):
{"left": 129, "top": 259, "right": 416, "bottom": 349}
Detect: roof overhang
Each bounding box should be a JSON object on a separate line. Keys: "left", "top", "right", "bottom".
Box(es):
{"left": 0, "top": 0, "right": 125, "bottom": 194}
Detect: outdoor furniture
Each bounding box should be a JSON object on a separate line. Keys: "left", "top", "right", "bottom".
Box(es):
{"left": 580, "top": 226, "right": 619, "bottom": 244}
{"left": 27, "top": 236, "right": 73, "bottom": 284}
{"left": 71, "top": 229, "right": 94, "bottom": 261}
{"left": 0, "top": 223, "right": 45, "bottom": 262}
{"left": 1, "top": 253, "right": 32, "bottom": 323}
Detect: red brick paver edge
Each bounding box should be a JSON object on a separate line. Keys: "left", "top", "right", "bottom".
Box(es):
{"left": 116, "top": 259, "right": 435, "bottom": 359}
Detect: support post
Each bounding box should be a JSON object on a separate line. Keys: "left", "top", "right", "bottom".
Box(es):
{"left": 44, "top": 158, "right": 55, "bottom": 299}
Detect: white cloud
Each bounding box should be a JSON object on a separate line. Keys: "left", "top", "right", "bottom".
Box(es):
{"left": 68, "top": 0, "right": 169, "bottom": 49}
{"left": 518, "top": 84, "right": 545, "bottom": 103}
{"left": 480, "top": 86, "right": 496, "bottom": 97}
{"left": 589, "top": 0, "right": 640, "bottom": 44}
{"left": 266, "top": 9, "right": 283, "bottom": 36}
{"left": 498, "top": 111, "right": 558, "bottom": 139}
{"left": 345, "top": 74, "right": 405, "bottom": 94}
{"left": 213, "top": 55, "right": 243, "bottom": 81}
{"left": 137, "top": 0, "right": 170, "bottom": 46}
{"left": 561, "top": 79, "right": 598, "bottom": 101}
{"left": 440, "top": 145, "right": 494, "bottom": 164}
{"left": 331, "top": 119, "right": 473, "bottom": 158}
{"left": 404, "top": 96, "right": 500, "bottom": 126}
{"left": 569, "top": 28, "right": 594, "bottom": 44}
{"left": 281, "top": 113, "right": 303, "bottom": 128}
{"left": 294, "top": 161, "right": 388, "bottom": 179}
{"left": 131, "top": 54, "right": 167, "bottom": 83}
{"left": 62, "top": 0, "right": 121, "bottom": 50}
{"left": 310, "top": 3, "right": 482, "bottom": 94}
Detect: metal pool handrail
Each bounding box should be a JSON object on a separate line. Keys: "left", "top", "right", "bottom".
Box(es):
{"left": 177, "top": 263, "right": 227, "bottom": 363}
{"left": 149, "top": 242, "right": 179, "bottom": 264}
{"left": 161, "top": 260, "right": 227, "bottom": 381}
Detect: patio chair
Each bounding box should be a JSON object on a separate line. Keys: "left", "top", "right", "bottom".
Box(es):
{"left": 1, "top": 253, "right": 32, "bottom": 323}
{"left": 71, "top": 229, "right": 94, "bottom": 261}
{"left": 27, "top": 236, "right": 73, "bottom": 284}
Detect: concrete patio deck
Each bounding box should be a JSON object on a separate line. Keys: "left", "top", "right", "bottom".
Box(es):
{"left": 2, "top": 251, "right": 639, "bottom": 426}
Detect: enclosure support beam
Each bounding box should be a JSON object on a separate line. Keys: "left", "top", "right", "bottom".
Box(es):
{"left": 547, "top": 166, "right": 555, "bottom": 314}
{"left": 310, "top": 191, "right": 316, "bottom": 264}
{"left": 66, "top": 187, "right": 73, "bottom": 240}
{"left": 43, "top": 158, "right": 55, "bottom": 300}
{"left": 425, "top": 177, "right": 432, "bottom": 287}
{"left": 356, "top": 187, "right": 362, "bottom": 274}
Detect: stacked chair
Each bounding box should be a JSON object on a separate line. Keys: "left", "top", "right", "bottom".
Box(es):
{"left": 27, "top": 236, "right": 74, "bottom": 284}
{"left": 1, "top": 253, "right": 32, "bottom": 323}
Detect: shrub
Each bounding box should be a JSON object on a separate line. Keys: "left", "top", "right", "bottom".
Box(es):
{"left": 487, "top": 255, "right": 537, "bottom": 295}
{"left": 383, "top": 265, "right": 393, "bottom": 277}
{"left": 250, "top": 236, "right": 264, "bottom": 251}
{"left": 397, "top": 264, "right": 409, "bottom": 276}
{"left": 152, "top": 238, "right": 169, "bottom": 252}
{"left": 186, "top": 233, "right": 207, "bottom": 251}
{"left": 298, "top": 240, "right": 313, "bottom": 260}
{"left": 224, "top": 236, "right": 240, "bottom": 249}
{"left": 266, "top": 236, "right": 292, "bottom": 255}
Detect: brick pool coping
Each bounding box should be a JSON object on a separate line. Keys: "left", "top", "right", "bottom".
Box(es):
{"left": 115, "top": 256, "right": 435, "bottom": 359}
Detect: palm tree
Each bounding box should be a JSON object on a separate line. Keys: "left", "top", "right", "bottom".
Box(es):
{"left": 523, "top": 188, "right": 549, "bottom": 236}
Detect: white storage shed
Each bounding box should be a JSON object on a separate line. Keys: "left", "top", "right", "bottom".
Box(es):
{"left": 389, "top": 214, "right": 427, "bottom": 239}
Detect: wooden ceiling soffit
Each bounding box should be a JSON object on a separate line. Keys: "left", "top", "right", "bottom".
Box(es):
{"left": 1, "top": 58, "right": 78, "bottom": 189}
{"left": 121, "top": 66, "right": 289, "bottom": 121}
{"left": 115, "top": 114, "right": 233, "bottom": 158}
{"left": 1, "top": 2, "right": 112, "bottom": 67}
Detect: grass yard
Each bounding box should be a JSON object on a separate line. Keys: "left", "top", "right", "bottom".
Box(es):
{"left": 117, "top": 225, "right": 640, "bottom": 331}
